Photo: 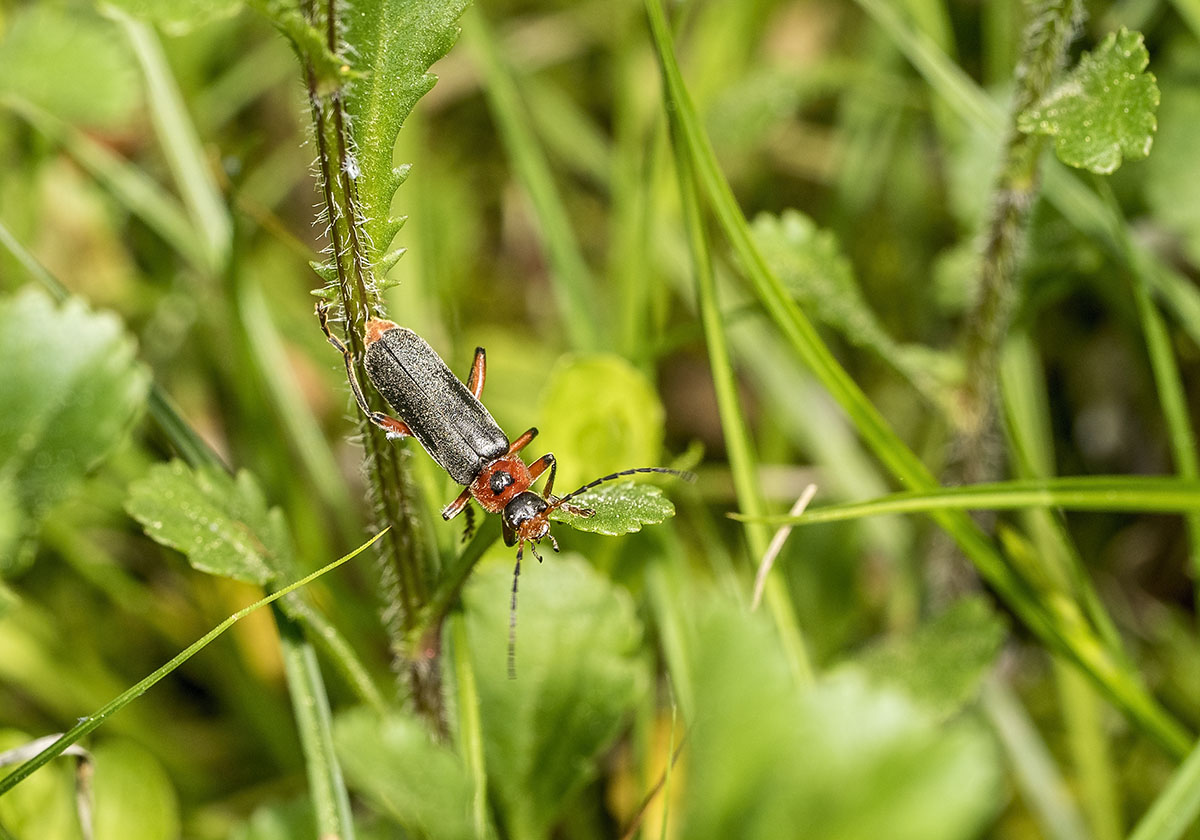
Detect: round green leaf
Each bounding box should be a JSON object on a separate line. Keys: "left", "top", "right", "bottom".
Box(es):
{"left": 680, "top": 599, "right": 1003, "bottom": 840}
{"left": 0, "top": 288, "right": 148, "bottom": 572}
{"left": 537, "top": 355, "right": 665, "bottom": 493}
{"left": 464, "top": 557, "right": 646, "bottom": 840}
{"left": 334, "top": 707, "right": 482, "bottom": 840}
{"left": 0, "top": 6, "right": 140, "bottom": 127}
{"left": 92, "top": 739, "right": 179, "bottom": 840}
{"left": 1018, "top": 28, "right": 1160, "bottom": 174}
{"left": 0, "top": 730, "right": 83, "bottom": 840}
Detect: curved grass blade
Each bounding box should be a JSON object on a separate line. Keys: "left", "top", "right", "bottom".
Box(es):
{"left": 730, "top": 477, "right": 1200, "bottom": 527}
{"left": 0, "top": 529, "right": 386, "bottom": 798}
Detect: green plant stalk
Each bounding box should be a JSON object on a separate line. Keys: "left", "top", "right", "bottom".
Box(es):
{"left": 462, "top": 7, "right": 601, "bottom": 352}
{"left": 300, "top": 0, "right": 439, "bottom": 719}
{"left": 279, "top": 614, "right": 356, "bottom": 840}
{"left": 282, "top": 596, "right": 388, "bottom": 714}
{"left": 982, "top": 679, "right": 1090, "bottom": 840}
{"left": 0, "top": 531, "right": 385, "bottom": 798}
{"left": 958, "top": 0, "right": 1079, "bottom": 466}
{"left": 1001, "top": 335, "right": 1122, "bottom": 840}
{"left": 668, "top": 114, "right": 812, "bottom": 684}
{"left": 112, "top": 9, "right": 232, "bottom": 276}
{"left": 644, "top": 0, "right": 1190, "bottom": 758}
{"left": 1127, "top": 734, "right": 1200, "bottom": 840}
{"left": 450, "top": 614, "right": 490, "bottom": 840}
{"left": 609, "top": 28, "right": 656, "bottom": 360}
{"left": 1095, "top": 181, "right": 1200, "bottom": 611}
{"left": 858, "top": 0, "right": 1200, "bottom": 387}
{"left": 236, "top": 277, "right": 357, "bottom": 532}
{"left": 5, "top": 102, "right": 206, "bottom": 273}
{"left": 1128, "top": 278, "right": 1200, "bottom": 589}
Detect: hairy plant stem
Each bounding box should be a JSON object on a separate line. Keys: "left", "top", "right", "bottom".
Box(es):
{"left": 302, "top": 0, "right": 443, "bottom": 727}
{"left": 957, "top": 0, "right": 1083, "bottom": 482}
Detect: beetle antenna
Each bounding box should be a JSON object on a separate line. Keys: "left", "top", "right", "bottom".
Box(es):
{"left": 508, "top": 545, "right": 523, "bottom": 680}
{"left": 554, "top": 467, "right": 694, "bottom": 507}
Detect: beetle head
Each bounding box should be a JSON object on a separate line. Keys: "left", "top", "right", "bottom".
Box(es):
{"left": 501, "top": 491, "right": 553, "bottom": 549}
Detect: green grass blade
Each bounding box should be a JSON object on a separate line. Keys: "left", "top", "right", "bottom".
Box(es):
{"left": 110, "top": 8, "right": 232, "bottom": 274}
{"left": 1127, "top": 735, "right": 1200, "bottom": 840}
{"left": 731, "top": 477, "right": 1200, "bottom": 526}
{"left": 1002, "top": 334, "right": 1124, "bottom": 840}
{"left": 0, "top": 529, "right": 386, "bottom": 798}
{"left": 1095, "top": 181, "right": 1200, "bottom": 610}
{"left": 450, "top": 614, "right": 491, "bottom": 840}
{"left": 279, "top": 613, "right": 356, "bottom": 840}
{"left": 643, "top": 0, "right": 1191, "bottom": 758}
{"left": 7, "top": 102, "right": 206, "bottom": 272}
{"left": 462, "top": 7, "right": 601, "bottom": 351}
{"left": 666, "top": 87, "right": 811, "bottom": 683}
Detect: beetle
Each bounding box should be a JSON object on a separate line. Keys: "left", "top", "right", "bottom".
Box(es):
{"left": 317, "top": 303, "right": 686, "bottom": 670}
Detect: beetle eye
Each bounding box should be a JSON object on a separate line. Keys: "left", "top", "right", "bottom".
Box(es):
{"left": 490, "top": 470, "right": 514, "bottom": 496}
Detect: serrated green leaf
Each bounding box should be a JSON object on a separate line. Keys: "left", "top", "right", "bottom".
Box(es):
{"left": 334, "top": 707, "right": 484, "bottom": 840}
{"left": 464, "top": 557, "right": 646, "bottom": 840}
{"left": 752, "top": 210, "right": 892, "bottom": 352}
{"left": 0, "top": 288, "right": 149, "bottom": 572}
{"left": 1017, "top": 28, "right": 1159, "bottom": 174}
{"left": 100, "top": 0, "right": 242, "bottom": 33}
{"left": 680, "top": 599, "right": 1002, "bottom": 840}
{"left": 536, "top": 355, "right": 665, "bottom": 492}
{"left": 247, "top": 0, "right": 352, "bottom": 90}
{"left": 752, "top": 210, "right": 956, "bottom": 400}
{"left": 0, "top": 6, "right": 140, "bottom": 127}
{"left": 92, "top": 740, "right": 179, "bottom": 840}
{"left": 847, "top": 597, "right": 1007, "bottom": 721}
{"left": 551, "top": 481, "right": 676, "bottom": 536}
{"left": 126, "top": 460, "right": 294, "bottom": 584}
{"left": 342, "top": 0, "right": 470, "bottom": 268}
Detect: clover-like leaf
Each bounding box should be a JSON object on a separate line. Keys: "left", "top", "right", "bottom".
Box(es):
{"left": 537, "top": 354, "right": 665, "bottom": 492}
{"left": 551, "top": 481, "right": 677, "bottom": 536}
{"left": 464, "top": 558, "right": 646, "bottom": 840}
{"left": 92, "top": 740, "right": 180, "bottom": 840}
{"left": 334, "top": 707, "right": 483, "bottom": 840}
{"left": 1018, "top": 28, "right": 1159, "bottom": 174}
{"left": 0, "top": 288, "right": 149, "bottom": 572}
{"left": 680, "top": 599, "right": 1003, "bottom": 840}
{"left": 126, "top": 461, "right": 294, "bottom": 584}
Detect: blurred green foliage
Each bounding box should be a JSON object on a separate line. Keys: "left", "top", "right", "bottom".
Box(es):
{"left": 1, "top": 0, "right": 1199, "bottom": 839}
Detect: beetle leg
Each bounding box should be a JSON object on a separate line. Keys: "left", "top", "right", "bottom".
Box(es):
{"left": 528, "top": 453, "right": 557, "bottom": 497}
{"left": 317, "top": 302, "right": 413, "bottom": 439}
{"left": 460, "top": 502, "right": 476, "bottom": 542}
{"left": 441, "top": 486, "right": 474, "bottom": 521}
{"left": 466, "top": 347, "right": 486, "bottom": 399}
{"left": 506, "top": 427, "right": 539, "bottom": 456}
